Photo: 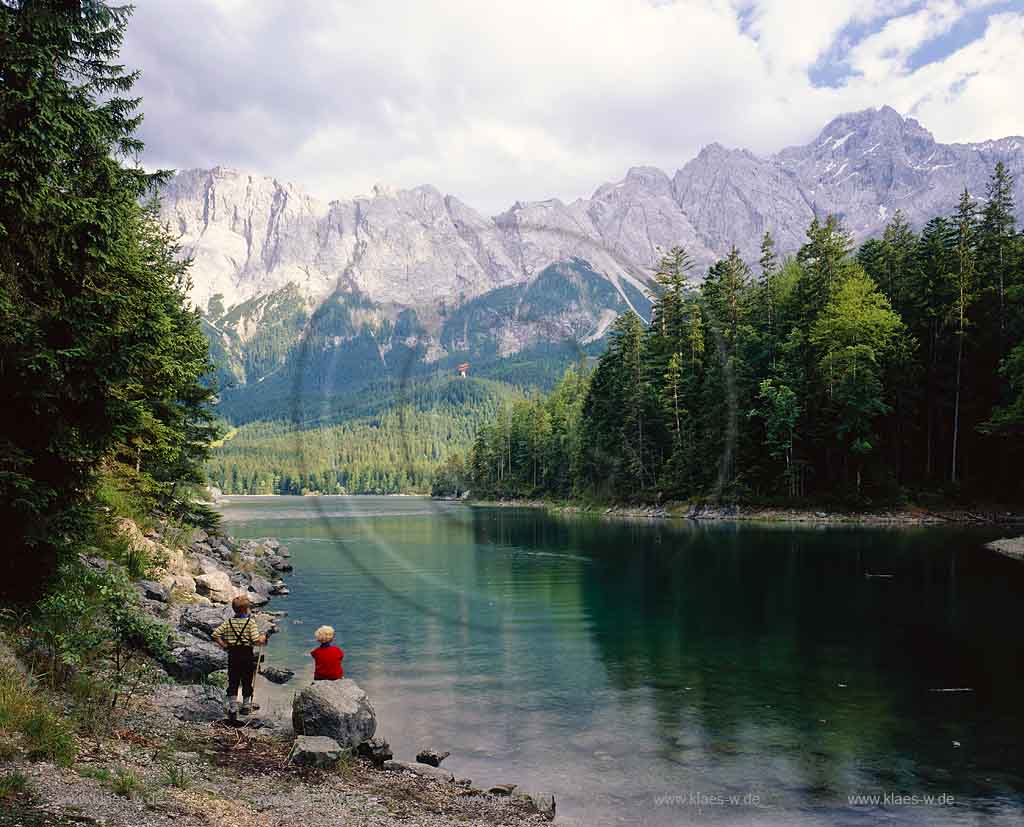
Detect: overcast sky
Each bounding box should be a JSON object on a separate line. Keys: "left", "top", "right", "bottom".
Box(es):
{"left": 122, "top": 0, "right": 1024, "bottom": 214}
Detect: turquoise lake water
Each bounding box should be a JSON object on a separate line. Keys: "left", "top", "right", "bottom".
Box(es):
{"left": 219, "top": 496, "right": 1024, "bottom": 826}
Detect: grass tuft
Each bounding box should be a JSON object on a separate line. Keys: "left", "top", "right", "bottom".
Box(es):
{"left": 0, "top": 665, "right": 77, "bottom": 766}
{"left": 161, "top": 763, "right": 192, "bottom": 789}
{"left": 110, "top": 766, "right": 144, "bottom": 798}
{"left": 0, "top": 770, "right": 29, "bottom": 801}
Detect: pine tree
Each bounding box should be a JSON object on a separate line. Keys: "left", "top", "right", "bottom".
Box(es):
{"left": 949, "top": 190, "right": 977, "bottom": 484}
{"left": 979, "top": 162, "right": 1016, "bottom": 343}
{"left": 0, "top": 1, "right": 217, "bottom": 594}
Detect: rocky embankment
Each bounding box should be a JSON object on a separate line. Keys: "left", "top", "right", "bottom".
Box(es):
{"left": 31, "top": 520, "right": 556, "bottom": 826}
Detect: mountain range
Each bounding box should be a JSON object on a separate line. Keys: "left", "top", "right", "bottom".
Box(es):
{"left": 156, "top": 106, "right": 1024, "bottom": 418}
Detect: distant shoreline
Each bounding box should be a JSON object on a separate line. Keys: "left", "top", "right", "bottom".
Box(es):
{"left": 216, "top": 493, "right": 431, "bottom": 500}
{"left": 465, "top": 498, "right": 1024, "bottom": 528}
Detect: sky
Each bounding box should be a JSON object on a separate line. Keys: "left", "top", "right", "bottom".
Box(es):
{"left": 122, "top": 0, "right": 1024, "bottom": 214}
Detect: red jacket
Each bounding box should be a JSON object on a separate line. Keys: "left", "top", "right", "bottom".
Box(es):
{"left": 311, "top": 644, "right": 344, "bottom": 680}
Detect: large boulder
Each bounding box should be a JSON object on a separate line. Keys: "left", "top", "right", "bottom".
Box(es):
{"left": 180, "top": 605, "right": 276, "bottom": 640}
{"left": 292, "top": 679, "right": 376, "bottom": 748}
{"left": 155, "top": 684, "right": 225, "bottom": 722}
{"left": 164, "top": 633, "right": 227, "bottom": 680}
{"left": 289, "top": 735, "right": 344, "bottom": 768}
{"left": 163, "top": 574, "right": 197, "bottom": 596}
{"left": 179, "top": 605, "right": 231, "bottom": 639}
{"left": 248, "top": 574, "right": 274, "bottom": 598}
{"left": 195, "top": 571, "right": 237, "bottom": 603}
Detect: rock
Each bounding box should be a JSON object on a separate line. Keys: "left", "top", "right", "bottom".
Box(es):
{"left": 488, "top": 784, "right": 517, "bottom": 796}
{"left": 276, "top": 547, "right": 291, "bottom": 558}
{"left": 191, "top": 529, "right": 209, "bottom": 545}
{"left": 153, "top": 684, "right": 225, "bottom": 722}
{"left": 415, "top": 749, "right": 450, "bottom": 767}
{"left": 986, "top": 537, "right": 1024, "bottom": 561}
{"left": 383, "top": 760, "right": 454, "bottom": 782}
{"left": 179, "top": 605, "right": 231, "bottom": 639}
{"left": 291, "top": 679, "right": 376, "bottom": 748}
{"left": 269, "top": 558, "right": 293, "bottom": 573}
{"left": 248, "top": 574, "right": 274, "bottom": 598}
{"left": 356, "top": 737, "right": 392, "bottom": 766}
{"left": 193, "top": 555, "right": 224, "bottom": 576}
{"left": 512, "top": 791, "right": 556, "bottom": 820}
{"left": 270, "top": 582, "right": 289, "bottom": 595}
{"left": 164, "top": 634, "right": 227, "bottom": 680}
{"left": 138, "top": 580, "right": 170, "bottom": 602}
{"left": 263, "top": 538, "right": 280, "bottom": 551}
{"left": 261, "top": 666, "right": 295, "bottom": 684}
{"left": 246, "top": 588, "right": 270, "bottom": 607}
{"left": 195, "top": 571, "right": 237, "bottom": 603}
{"left": 166, "top": 574, "right": 197, "bottom": 595}
{"left": 288, "top": 735, "right": 345, "bottom": 768}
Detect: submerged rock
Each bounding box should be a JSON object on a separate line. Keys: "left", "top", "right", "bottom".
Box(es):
{"left": 261, "top": 666, "right": 295, "bottom": 684}
{"left": 416, "top": 749, "right": 450, "bottom": 767}
{"left": 292, "top": 679, "right": 376, "bottom": 748}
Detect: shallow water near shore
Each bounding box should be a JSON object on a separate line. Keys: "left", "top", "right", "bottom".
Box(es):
{"left": 219, "top": 495, "right": 1024, "bottom": 825}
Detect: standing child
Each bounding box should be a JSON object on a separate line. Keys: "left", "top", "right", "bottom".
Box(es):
{"left": 311, "top": 625, "right": 344, "bottom": 681}
{"left": 212, "top": 595, "right": 267, "bottom": 716}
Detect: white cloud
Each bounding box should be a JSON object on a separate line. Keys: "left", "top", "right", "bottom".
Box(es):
{"left": 122, "top": 0, "right": 1024, "bottom": 213}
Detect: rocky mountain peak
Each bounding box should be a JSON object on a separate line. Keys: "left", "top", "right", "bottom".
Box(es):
{"left": 159, "top": 108, "right": 1024, "bottom": 323}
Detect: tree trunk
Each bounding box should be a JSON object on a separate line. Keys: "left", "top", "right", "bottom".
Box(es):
{"left": 952, "top": 332, "right": 963, "bottom": 484}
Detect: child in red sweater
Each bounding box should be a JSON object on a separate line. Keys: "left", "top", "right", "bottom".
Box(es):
{"left": 311, "top": 625, "right": 344, "bottom": 681}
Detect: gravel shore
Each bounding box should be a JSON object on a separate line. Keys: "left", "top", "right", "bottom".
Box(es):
{"left": 3, "top": 703, "right": 548, "bottom": 827}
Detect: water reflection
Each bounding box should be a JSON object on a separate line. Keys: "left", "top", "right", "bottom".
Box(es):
{"left": 222, "top": 498, "right": 1024, "bottom": 825}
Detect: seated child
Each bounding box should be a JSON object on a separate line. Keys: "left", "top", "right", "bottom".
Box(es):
{"left": 311, "top": 625, "right": 344, "bottom": 681}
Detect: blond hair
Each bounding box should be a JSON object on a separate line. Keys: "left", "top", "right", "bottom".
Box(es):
{"left": 314, "top": 625, "right": 335, "bottom": 643}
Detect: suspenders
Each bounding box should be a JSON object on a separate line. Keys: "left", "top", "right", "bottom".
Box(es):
{"left": 226, "top": 616, "right": 254, "bottom": 649}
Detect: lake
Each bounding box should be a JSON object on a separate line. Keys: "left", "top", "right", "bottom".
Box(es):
{"left": 219, "top": 495, "right": 1024, "bottom": 826}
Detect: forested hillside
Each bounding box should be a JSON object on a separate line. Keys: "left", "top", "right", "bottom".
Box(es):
{"left": 208, "top": 377, "right": 523, "bottom": 494}
{"left": 461, "top": 165, "right": 1024, "bottom": 505}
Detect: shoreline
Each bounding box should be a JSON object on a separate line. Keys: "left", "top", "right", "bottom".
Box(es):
{"left": 465, "top": 498, "right": 1024, "bottom": 527}
{"left": 1, "top": 519, "right": 552, "bottom": 826}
